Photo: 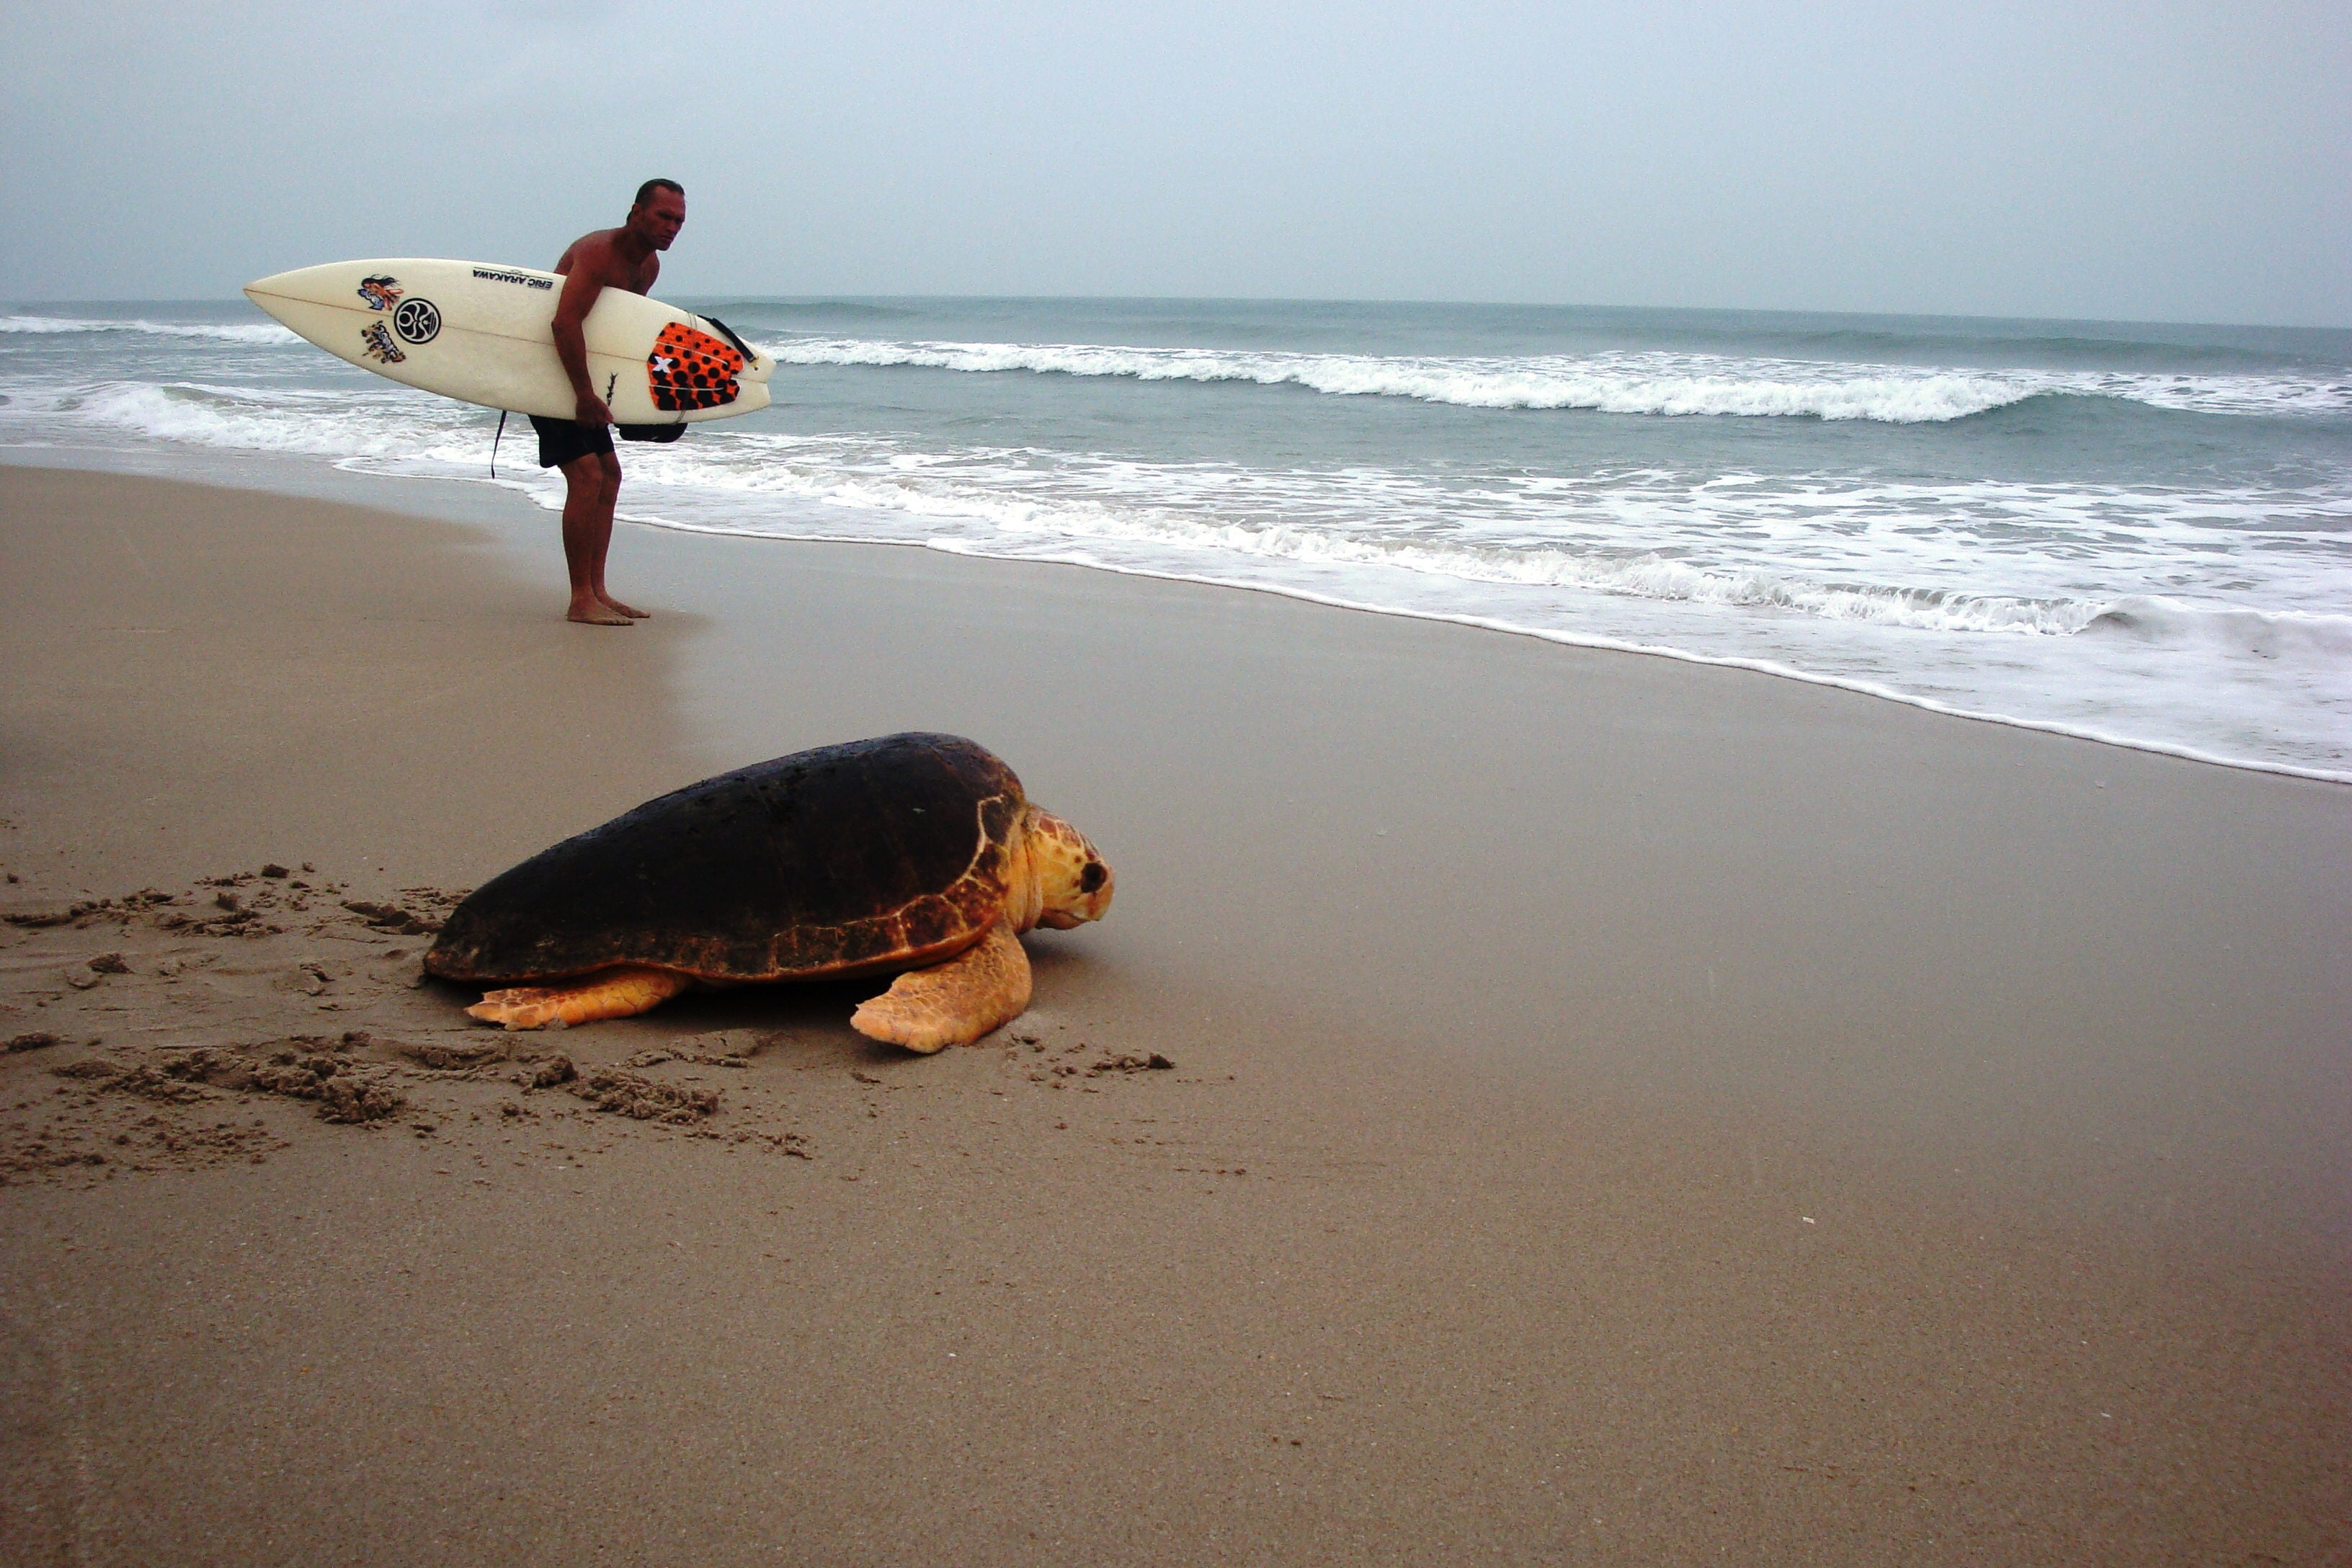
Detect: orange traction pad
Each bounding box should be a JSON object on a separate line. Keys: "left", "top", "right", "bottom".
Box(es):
{"left": 647, "top": 322, "right": 744, "bottom": 411}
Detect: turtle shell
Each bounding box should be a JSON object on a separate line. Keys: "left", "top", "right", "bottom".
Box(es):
{"left": 424, "top": 733, "right": 1025, "bottom": 985}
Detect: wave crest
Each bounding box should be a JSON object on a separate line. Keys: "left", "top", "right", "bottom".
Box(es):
{"left": 765, "top": 337, "right": 2352, "bottom": 423}
{"left": 2089, "top": 597, "right": 2352, "bottom": 658}
{"left": 12, "top": 379, "right": 472, "bottom": 458}
{"left": 1, "top": 314, "right": 298, "bottom": 345}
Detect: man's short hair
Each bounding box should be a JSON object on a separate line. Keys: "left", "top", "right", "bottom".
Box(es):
{"left": 634, "top": 178, "right": 685, "bottom": 208}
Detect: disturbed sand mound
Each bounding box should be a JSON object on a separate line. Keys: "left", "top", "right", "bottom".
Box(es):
{"left": 1, "top": 863, "right": 1183, "bottom": 1190}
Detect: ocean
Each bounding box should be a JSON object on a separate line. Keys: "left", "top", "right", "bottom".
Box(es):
{"left": 4, "top": 295, "right": 2347, "bottom": 778}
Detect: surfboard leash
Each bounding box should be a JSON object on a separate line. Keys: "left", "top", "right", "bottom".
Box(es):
{"left": 491, "top": 409, "right": 507, "bottom": 478}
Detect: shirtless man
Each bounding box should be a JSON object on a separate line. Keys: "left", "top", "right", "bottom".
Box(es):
{"left": 530, "top": 178, "right": 687, "bottom": 625}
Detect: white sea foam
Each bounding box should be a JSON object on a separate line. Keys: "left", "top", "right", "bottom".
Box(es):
{"left": 602, "top": 445, "right": 2102, "bottom": 632}
{"left": 2088, "top": 597, "right": 2352, "bottom": 659}
{"left": 585, "top": 427, "right": 2352, "bottom": 628}
{"left": 26, "top": 378, "right": 2341, "bottom": 643}
{"left": 8, "top": 380, "right": 469, "bottom": 458}
{"left": 0, "top": 313, "right": 299, "bottom": 346}
{"left": 904, "top": 550, "right": 2352, "bottom": 784}
{"left": 765, "top": 338, "right": 2352, "bottom": 422}
{"left": 5, "top": 357, "right": 2346, "bottom": 778}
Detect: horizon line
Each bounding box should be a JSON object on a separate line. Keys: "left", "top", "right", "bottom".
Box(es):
{"left": 4, "top": 292, "right": 2348, "bottom": 336}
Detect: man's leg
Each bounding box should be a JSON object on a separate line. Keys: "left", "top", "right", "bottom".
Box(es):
{"left": 558, "top": 450, "right": 643, "bottom": 625}
{"left": 590, "top": 447, "right": 649, "bottom": 620}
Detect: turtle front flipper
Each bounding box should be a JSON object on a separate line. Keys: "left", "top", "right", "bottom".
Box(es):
{"left": 467, "top": 966, "right": 695, "bottom": 1030}
{"left": 851, "top": 920, "right": 1032, "bottom": 1054}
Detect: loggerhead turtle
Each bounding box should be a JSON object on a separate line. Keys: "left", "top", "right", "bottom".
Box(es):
{"left": 422, "top": 733, "right": 1113, "bottom": 1052}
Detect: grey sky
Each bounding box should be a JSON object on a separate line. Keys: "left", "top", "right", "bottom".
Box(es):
{"left": 4, "top": 0, "right": 2346, "bottom": 324}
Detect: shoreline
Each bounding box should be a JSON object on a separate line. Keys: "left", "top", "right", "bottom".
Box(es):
{"left": 8, "top": 440, "right": 2346, "bottom": 784}
{"left": 795, "top": 527, "right": 2352, "bottom": 787}
{"left": 2, "top": 463, "right": 2346, "bottom": 1564}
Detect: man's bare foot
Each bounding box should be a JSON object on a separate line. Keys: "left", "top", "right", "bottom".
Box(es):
{"left": 568, "top": 597, "right": 633, "bottom": 626}
{"left": 599, "top": 594, "right": 651, "bottom": 619}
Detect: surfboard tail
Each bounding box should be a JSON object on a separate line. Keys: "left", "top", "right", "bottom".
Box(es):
{"left": 698, "top": 316, "right": 775, "bottom": 383}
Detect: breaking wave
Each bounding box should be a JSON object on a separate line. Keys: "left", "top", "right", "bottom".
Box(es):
{"left": 0, "top": 313, "right": 300, "bottom": 346}
{"left": 603, "top": 442, "right": 2352, "bottom": 638}
{"left": 765, "top": 337, "right": 2352, "bottom": 422}
{"left": 13, "top": 381, "right": 2347, "bottom": 650}
{"left": 3, "top": 380, "right": 472, "bottom": 459}
{"left": 2088, "top": 597, "right": 2352, "bottom": 659}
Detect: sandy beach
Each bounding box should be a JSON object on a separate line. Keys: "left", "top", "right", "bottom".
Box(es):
{"left": 2, "top": 463, "right": 2346, "bottom": 1565}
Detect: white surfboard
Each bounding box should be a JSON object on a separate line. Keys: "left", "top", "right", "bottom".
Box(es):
{"left": 243, "top": 258, "right": 774, "bottom": 424}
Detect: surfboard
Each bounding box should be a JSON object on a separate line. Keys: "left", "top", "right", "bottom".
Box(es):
{"left": 243, "top": 259, "right": 774, "bottom": 424}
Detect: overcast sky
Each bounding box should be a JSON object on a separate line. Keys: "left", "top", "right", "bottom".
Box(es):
{"left": 4, "top": 0, "right": 2346, "bottom": 325}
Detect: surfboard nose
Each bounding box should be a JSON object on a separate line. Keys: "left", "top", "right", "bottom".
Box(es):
{"left": 242, "top": 264, "right": 345, "bottom": 329}
{"left": 243, "top": 278, "right": 301, "bottom": 331}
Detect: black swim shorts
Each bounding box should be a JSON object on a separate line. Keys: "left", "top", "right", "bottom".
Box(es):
{"left": 528, "top": 414, "right": 614, "bottom": 469}
{"left": 527, "top": 416, "right": 689, "bottom": 468}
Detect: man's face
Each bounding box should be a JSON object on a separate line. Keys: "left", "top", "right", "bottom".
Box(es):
{"left": 630, "top": 190, "right": 687, "bottom": 251}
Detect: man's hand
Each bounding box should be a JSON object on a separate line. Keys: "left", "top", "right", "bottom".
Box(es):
{"left": 574, "top": 389, "right": 614, "bottom": 427}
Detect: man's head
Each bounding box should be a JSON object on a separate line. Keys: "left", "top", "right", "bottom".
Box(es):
{"left": 628, "top": 179, "right": 687, "bottom": 251}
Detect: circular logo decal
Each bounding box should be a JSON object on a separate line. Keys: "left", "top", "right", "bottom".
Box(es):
{"left": 393, "top": 298, "right": 442, "bottom": 345}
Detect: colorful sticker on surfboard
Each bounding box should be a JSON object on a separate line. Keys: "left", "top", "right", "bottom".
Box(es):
{"left": 646, "top": 322, "right": 744, "bottom": 412}
{"left": 357, "top": 275, "right": 402, "bottom": 311}
{"left": 392, "top": 297, "right": 441, "bottom": 344}
{"left": 360, "top": 320, "right": 406, "bottom": 364}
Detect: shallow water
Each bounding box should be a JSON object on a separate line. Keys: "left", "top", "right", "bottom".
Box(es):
{"left": 4, "top": 296, "right": 2347, "bottom": 776}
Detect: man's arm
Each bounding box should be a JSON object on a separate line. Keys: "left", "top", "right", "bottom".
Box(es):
{"left": 551, "top": 246, "right": 613, "bottom": 427}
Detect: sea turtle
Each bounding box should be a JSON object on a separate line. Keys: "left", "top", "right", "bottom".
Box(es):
{"left": 422, "top": 733, "right": 1113, "bottom": 1052}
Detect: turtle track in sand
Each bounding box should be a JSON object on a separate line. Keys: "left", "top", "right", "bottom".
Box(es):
{"left": 1, "top": 860, "right": 1207, "bottom": 1195}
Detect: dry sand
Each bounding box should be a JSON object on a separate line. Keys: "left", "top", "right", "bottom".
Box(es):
{"left": 1, "top": 463, "right": 2346, "bottom": 1566}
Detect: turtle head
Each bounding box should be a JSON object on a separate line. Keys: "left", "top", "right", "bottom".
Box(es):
{"left": 1021, "top": 806, "right": 1113, "bottom": 930}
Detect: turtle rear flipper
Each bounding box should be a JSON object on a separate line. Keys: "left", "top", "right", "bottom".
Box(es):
{"left": 851, "top": 920, "right": 1032, "bottom": 1054}
{"left": 468, "top": 966, "right": 695, "bottom": 1030}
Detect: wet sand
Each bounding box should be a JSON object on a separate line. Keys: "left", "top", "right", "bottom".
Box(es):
{"left": 2, "top": 464, "right": 2346, "bottom": 1565}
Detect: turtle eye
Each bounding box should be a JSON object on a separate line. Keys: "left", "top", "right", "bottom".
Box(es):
{"left": 1079, "top": 862, "right": 1106, "bottom": 894}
